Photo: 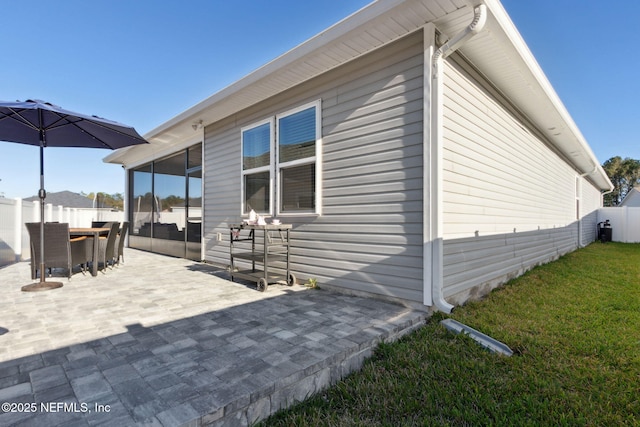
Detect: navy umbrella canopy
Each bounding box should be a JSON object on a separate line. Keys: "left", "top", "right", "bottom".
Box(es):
{"left": 0, "top": 99, "right": 147, "bottom": 149}
{"left": 0, "top": 99, "right": 148, "bottom": 291}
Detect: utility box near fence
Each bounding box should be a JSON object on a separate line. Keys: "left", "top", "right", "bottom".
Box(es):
{"left": 597, "top": 220, "right": 612, "bottom": 243}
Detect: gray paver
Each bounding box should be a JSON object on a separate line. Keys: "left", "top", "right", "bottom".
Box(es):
{"left": 30, "top": 365, "right": 67, "bottom": 392}
{"left": 0, "top": 381, "right": 31, "bottom": 400}
{"left": 70, "top": 372, "right": 113, "bottom": 402}
{"left": 103, "top": 363, "right": 141, "bottom": 386}
{"left": 0, "top": 248, "right": 426, "bottom": 425}
{"left": 156, "top": 402, "right": 200, "bottom": 427}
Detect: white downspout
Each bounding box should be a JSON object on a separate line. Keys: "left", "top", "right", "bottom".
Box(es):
{"left": 428, "top": 4, "right": 487, "bottom": 313}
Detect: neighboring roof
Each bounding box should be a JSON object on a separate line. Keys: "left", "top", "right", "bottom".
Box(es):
{"left": 24, "top": 191, "right": 93, "bottom": 208}
{"left": 620, "top": 187, "right": 640, "bottom": 207}
{"left": 105, "top": 0, "right": 613, "bottom": 191}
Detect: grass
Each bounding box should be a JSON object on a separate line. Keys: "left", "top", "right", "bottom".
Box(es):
{"left": 259, "top": 242, "right": 640, "bottom": 426}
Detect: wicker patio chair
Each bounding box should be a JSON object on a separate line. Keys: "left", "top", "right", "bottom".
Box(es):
{"left": 113, "top": 221, "right": 129, "bottom": 265}
{"left": 26, "top": 222, "right": 90, "bottom": 279}
{"left": 95, "top": 222, "right": 119, "bottom": 272}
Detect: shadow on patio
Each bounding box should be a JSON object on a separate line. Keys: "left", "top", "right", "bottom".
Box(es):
{"left": 0, "top": 249, "right": 426, "bottom": 426}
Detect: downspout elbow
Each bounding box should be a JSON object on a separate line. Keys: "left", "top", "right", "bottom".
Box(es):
{"left": 580, "top": 161, "right": 614, "bottom": 198}
{"left": 434, "top": 286, "right": 455, "bottom": 314}
{"left": 434, "top": 4, "right": 487, "bottom": 64}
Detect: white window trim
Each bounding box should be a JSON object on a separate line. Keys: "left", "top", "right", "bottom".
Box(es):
{"left": 240, "top": 100, "right": 322, "bottom": 217}
{"left": 241, "top": 117, "right": 275, "bottom": 216}
{"left": 276, "top": 100, "right": 322, "bottom": 216}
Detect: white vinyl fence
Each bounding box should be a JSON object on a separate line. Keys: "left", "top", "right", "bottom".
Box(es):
{"left": 0, "top": 198, "right": 124, "bottom": 266}
{"left": 597, "top": 207, "right": 640, "bottom": 243}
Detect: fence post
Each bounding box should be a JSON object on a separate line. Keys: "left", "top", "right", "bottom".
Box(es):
{"left": 13, "top": 198, "right": 22, "bottom": 262}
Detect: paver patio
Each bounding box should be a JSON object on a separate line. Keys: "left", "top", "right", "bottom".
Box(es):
{"left": 0, "top": 249, "right": 426, "bottom": 426}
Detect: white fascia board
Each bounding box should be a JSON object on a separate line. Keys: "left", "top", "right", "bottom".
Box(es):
{"left": 103, "top": 133, "right": 202, "bottom": 169}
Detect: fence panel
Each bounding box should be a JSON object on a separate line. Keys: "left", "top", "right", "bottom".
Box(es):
{"left": 21, "top": 201, "right": 39, "bottom": 260}
{"left": 0, "top": 198, "right": 124, "bottom": 267}
{"left": 0, "top": 198, "right": 19, "bottom": 265}
{"left": 598, "top": 207, "right": 640, "bottom": 243}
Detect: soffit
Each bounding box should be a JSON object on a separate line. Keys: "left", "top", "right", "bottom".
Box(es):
{"left": 455, "top": 0, "right": 611, "bottom": 190}
{"left": 105, "top": 0, "right": 612, "bottom": 191}
{"left": 104, "top": 0, "right": 467, "bottom": 165}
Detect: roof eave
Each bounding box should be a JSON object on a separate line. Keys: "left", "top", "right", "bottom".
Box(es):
{"left": 104, "top": 0, "right": 411, "bottom": 166}
{"left": 105, "top": 0, "right": 613, "bottom": 192}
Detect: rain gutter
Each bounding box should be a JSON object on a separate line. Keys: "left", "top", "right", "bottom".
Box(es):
{"left": 582, "top": 162, "right": 614, "bottom": 205}
{"left": 425, "top": 4, "right": 487, "bottom": 313}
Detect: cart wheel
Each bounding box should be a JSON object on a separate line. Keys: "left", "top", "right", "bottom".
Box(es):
{"left": 257, "top": 278, "right": 267, "bottom": 292}
{"left": 287, "top": 273, "right": 297, "bottom": 286}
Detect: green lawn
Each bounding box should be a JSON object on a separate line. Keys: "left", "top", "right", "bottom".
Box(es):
{"left": 260, "top": 242, "right": 640, "bottom": 426}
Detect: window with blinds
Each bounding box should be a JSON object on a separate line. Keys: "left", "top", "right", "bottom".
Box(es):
{"left": 241, "top": 100, "right": 320, "bottom": 215}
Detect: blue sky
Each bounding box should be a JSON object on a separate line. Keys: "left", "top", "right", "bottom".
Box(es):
{"left": 1, "top": 0, "right": 638, "bottom": 199}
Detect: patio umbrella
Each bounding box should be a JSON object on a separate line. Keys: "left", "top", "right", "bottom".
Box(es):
{"left": 0, "top": 99, "right": 148, "bottom": 292}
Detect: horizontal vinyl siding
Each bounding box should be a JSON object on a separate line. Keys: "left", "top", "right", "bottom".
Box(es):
{"left": 441, "top": 55, "right": 582, "bottom": 303}
{"left": 203, "top": 121, "right": 242, "bottom": 265}
{"left": 581, "top": 178, "right": 603, "bottom": 244}
{"left": 442, "top": 56, "right": 578, "bottom": 238}
{"left": 443, "top": 226, "right": 578, "bottom": 304}
{"left": 204, "top": 32, "right": 425, "bottom": 303}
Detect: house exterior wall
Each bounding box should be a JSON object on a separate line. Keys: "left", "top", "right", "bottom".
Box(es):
{"left": 580, "top": 176, "right": 603, "bottom": 243}
{"left": 620, "top": 189, "right": 640, "bottom": 207}
{"left": 203, "top": 30, "right": 604, "bottom": 308}
{"left": 204, "top": 32, "right": 427, "bottom": 303}
{"left": 440, "top": 54, "right": 602, "bottom": 304}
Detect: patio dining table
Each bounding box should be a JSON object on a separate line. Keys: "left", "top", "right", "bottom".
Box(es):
{"left": 69, "top": 227, "right": 109, "bottom": 276}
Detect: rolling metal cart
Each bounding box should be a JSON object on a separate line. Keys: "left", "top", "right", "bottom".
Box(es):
{"left": 229, "top": 223, "right": 295, "bottom": 291}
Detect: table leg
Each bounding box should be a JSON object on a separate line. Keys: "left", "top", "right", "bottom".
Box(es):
{"left": 92, "top": 234, "right": 99, "bottom": 276}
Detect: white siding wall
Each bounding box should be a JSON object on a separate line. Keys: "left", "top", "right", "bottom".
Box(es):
{"left": 442, "top": 57, "right": 578, "bottom": 238}
{"left": 204, "top": 33, "right": 426, "bottom": 303}
{"left": 440, "top": 55, "right": 596, "bottom": 304}
{"left": 580, "top": 176, "right": 603, "bottom": 244}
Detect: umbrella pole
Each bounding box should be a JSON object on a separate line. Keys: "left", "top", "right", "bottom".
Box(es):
{"left": 22, "top": 139, "right": 63, "bottom": 291}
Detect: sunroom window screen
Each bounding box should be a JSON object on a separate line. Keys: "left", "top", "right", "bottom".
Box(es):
{"left": 279, "top": 107, "right": 315, "bottom": 163}
{"left": 243, "top": 123, "right": 270, "bottom": 170}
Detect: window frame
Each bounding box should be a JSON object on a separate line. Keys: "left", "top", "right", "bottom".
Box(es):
{"left": 276, "top": 100, "right": 321, "bottom": 216}
{"left": 241, "top": 117, "right": 275, "bottom": 215}
{"left": 240, "top": 100, "right": 322, "bottom": 217}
